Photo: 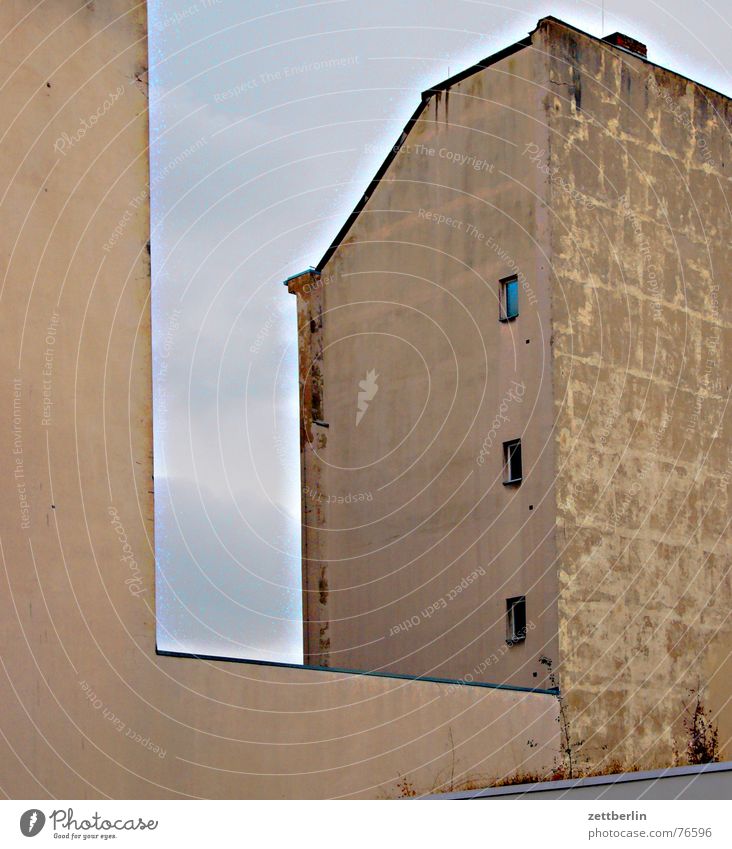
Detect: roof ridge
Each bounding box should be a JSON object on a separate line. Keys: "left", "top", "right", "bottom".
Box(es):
{"left": 308, "top": 15, "right": 730, "bottom": 277}
{"left": 315, "top": 34, "right": 533, "bottom": 272}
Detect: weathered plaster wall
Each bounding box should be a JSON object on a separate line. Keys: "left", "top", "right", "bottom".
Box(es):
{"left": 299, "top": 45, "right": 560, "bottom": 689}
{"left": 287, "top": 269, "right": 330, "bottom": 666}
{"left": 539, "top": 18, "right": 732, "bottom": 769}
{"left": 0, "top": 1, "right": 559, "bottom": 799}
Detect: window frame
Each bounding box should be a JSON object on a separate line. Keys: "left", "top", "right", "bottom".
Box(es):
{"left": 506, "top": 596, "right": 527, "bottom": 645}
{"left": 502, "top": 438, "right": 523, "bottom": 485}
{"left": 499, "top": 275, "right": 519, "bottom": 322}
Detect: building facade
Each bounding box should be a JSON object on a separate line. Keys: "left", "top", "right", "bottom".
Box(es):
{"left": 0, "top": 1, "right": 559, "bottom": 799}
{"left": 289, "top": 17, "right": 732, "bottom": 770}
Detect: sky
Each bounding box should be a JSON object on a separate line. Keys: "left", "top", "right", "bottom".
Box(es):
{"left": 148, "top": 0, "right": 732, "bottom": 664}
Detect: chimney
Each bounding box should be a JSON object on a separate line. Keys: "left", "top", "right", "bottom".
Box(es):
{"left": 602, "top": 32, "right": 647, "bottom": 58}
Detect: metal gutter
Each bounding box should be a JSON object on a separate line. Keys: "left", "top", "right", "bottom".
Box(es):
{"left": 282, "top": 266, "right": 317, "bottom": 286}
{"left": 156, "top": 648, "right": 559, "bottom": 695}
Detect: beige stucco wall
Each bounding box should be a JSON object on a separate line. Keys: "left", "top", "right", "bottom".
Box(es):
{"left": 0, "top": 1, "right": 559, "bottom": 799}
{"left": 295, "top": 16, "right": 732, "bottom": 776}
{"left": 539, "top": 18, "right": 732, "bottom": 770}
{"left": 295, "top": 43, "right": 561, "bottom": 690}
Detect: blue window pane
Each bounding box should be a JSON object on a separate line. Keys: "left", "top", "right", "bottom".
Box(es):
{"left": 505, "top": 279, "right": 519, "bottom": 319}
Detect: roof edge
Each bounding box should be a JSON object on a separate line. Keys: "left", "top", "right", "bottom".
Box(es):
{"left": 533, "top": 15, "right": 732, "bottom": 102}
{"left": 157, "top": 648, "right": 560, "bottom": 695}
{"left": 314, "top": 34, "right": 533, "bottom": 273}
{"left": 310, "top": 15, "right": 731, "bottom": 277}
{"left": 421, "top": 36, "right": 532, "bottom": 98}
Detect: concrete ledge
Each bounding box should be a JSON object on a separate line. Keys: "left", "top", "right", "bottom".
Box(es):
{"left": 156, "top": 648, "right": 559, "bottom": 695}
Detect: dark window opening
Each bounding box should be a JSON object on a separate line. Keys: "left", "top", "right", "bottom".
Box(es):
{"left": 503, "top": 438, "right": 522, "bottom": 484}
{"left": 499, "top": 276, "right": 519, "bottom": 321}
{"left": 506, "top": 596, "right": 527, "bottom": 644}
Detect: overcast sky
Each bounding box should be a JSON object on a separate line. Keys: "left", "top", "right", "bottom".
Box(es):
{"left": 148, "top": 0, "right": 731, "bottom": 664}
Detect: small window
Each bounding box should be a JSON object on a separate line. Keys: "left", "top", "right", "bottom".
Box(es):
{"left": 499, "top": 276, "right": 519, "bottom": 321}
{"left": 503, "top": 438, "right": 522, "bottom": 485}
{"left": 506, "top": 596, "right": 527, "bottom": 644}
